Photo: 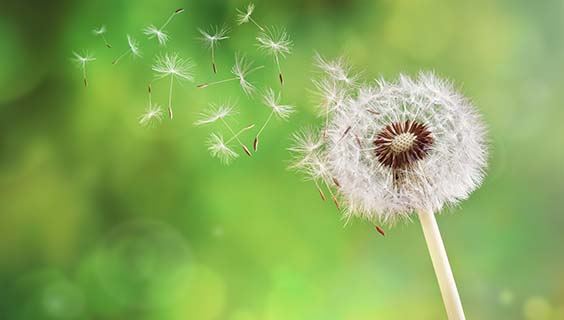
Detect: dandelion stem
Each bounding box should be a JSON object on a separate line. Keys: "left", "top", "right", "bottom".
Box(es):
{"left": 82, "top": 65, "right": 88, "bottom": 87}
{"left": 256, "top": 110, "right": 274, "bottom": 138}
{"left": 197, "top": 77, "right": 239, "bottom": 88}
{"left": 226, "top": 124, "right": 255, "bottom": 144}
{"left": 160, "top": 12, "right": 177, "bottom": 30}
{"left": 101, "top": 34, "right": 112, "bottom": 48}
{"left": 249, "top": 17, "right": 265, "bottom": 32}
{"left": 253, "top": 110, "right": 275, "bottom": 151}
{"left": 221, "top": 118, "right": 251, "bottom": 156}
{"left": 417, "top": 209, "right": 465, "bottom": 320}
{"left": 167, "top": 76, "right": 174, "bottom": 119}
{"left": 112, "top": 49, "right": 130, "bottom": 65}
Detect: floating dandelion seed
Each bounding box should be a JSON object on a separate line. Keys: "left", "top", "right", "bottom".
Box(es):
{"left": 207, "top": 133, "right": 239, "bottom": 164}
{"left": 256, "top": 27, "right": 293, "bottom": 85}
{"left": 236, "top": 3, "right": 265, "bottom": 32}
{"left": 112, "top": 35, "right": 141, "bottom": 65}
{"left": 314, "top": 53, "right": 357, "bottom": 85}
{"left": 198, "top": 25, "right": 230, "bottom": 74}
{"left": 144, "top": 8, "right": 184, "bottom": 46}
{"left": 92, "top": 25, "right": 112, "bottom": 48}
{"left": 195, "top": 103, "right": 253, "bottom": 157}
{"left": 139, "top": 104, "right": 164, "bottom": 127}
{"left": 197, "top": 53, "right": 263, "bottom": 96}
{"left": 138, "top": 84, "right": 164, "bottom": 127}
{"left": 152, "top": 53, "right": 195, "bottom": 119}
{"left": 291, "top": 62, "right": 488, "bottom": 319}
{"left": 254, "top": 88, "right": 295, "bottom": 151}
{"left": 72, "top": 51, "right": 95, "bottom": 87}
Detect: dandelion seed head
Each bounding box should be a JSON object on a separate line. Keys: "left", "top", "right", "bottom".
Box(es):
{"left": 256, "top": 27, "right": 293, "bottom": 57}
{"left": 292, "top": 69, "right": 488, "bottom": 223}
{"left": 194, "top": 103, "right": 236, "bottom": 126}
{"left": 152, "top": 53, "right": 195, "bottom": 81}
{"left": 92, "top": 25, "right": 106, "bottom": 35}
{"left": 314, "top": 53, "right": 357, "bottom": 84}
{"left": 138, "top": 104, "right": 164, "bottom": 127}
{"left": 263, "top": 88, "right": 295, "bottom": 120}
{"left": 144, "top": 25, "right": 169, "bottom": 45}
{"left": 236, "top": 3, "right": 255, "bottom": 25}
{"left": 72, "top": 51, "right": 96, "bottom": 67}
{"left": 207, "top": 133, "right": 239, "bottom": 165}
{"left": 127, "top": 35, "right": 141, "bottom": 57}
{"left": 198, "top": 25, "right": 230, "bottom": 48}
{"left": 231, "top": 54, "right": 260, "bottom": 96}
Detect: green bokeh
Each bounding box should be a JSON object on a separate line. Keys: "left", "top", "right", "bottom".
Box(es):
{"left": 1, "top": 0, "right": 563, "bottom": 319}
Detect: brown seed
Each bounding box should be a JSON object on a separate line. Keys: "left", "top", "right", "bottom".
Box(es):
{"left": 332, "top": 196, "right": 340, "bottom": 210}
{"left": 175, "top": 8, "right": 184, "bottom": 14}
{"left": 375, "top": 225, "right": 385, "bottom": 237}
{"left": 242, "top": 145, "right": 252, "bottom": 156}
{"left": 332, "top": 177, "right": 341, "bottom": 188}
{"left": 148, "top": 84, "right": 152, "bottom": 93}
{"left": 253, "top": 137, "right": 259, "bottom": 151}
{"left": 196, "top": 83, "right": 209, "bottom": 88}
{"left": 316, "top": 186, "right": 326, "bottom": 201}
{"left": 212, "top": 63, "right": 217, "bottom": 74}
{"left": 83, "top": 78, "right": 88, "bottom": 87}
{"left": 279, "top": 73, "right": 284, "bottom": 85}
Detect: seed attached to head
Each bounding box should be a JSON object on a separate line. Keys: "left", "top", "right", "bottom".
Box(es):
{"left": 374, "top": 120, "right": 433, "bottom": 169}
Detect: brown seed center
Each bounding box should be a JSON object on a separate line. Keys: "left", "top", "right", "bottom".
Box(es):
{"left": 373, "top": 120, "right": 434, "bottom": 169}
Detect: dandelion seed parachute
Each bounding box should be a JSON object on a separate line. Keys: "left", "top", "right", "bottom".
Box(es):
{"left": 152, "top": 53, "right": 195, "bottom": 119}
{"left": 254, "top": 88, "right": 295, "bottom": 151}
{"left": 198, "top": 25, "right": 230, "bottom": 74}
{"left": 256, "top": 27, "right": 292, "bottom": 85}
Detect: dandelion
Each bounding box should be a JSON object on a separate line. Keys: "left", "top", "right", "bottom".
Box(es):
{"left": 144, "top": 8, "right": 184, "bottom": 46}
{"left": 253, "top": 88, "right": 295, "bottom": 151}
{"left": 152, "top": 53, "right": 195, "bottom": 119}
{"left": 195, "top": 103, "right": 253, "bottom": 157}
{"left": 92, "top": 25, "right": 112, "bottom": 48}
{"left": 291, "top": 65, "right": 488, "bottom": 319}
{"left": 196, "top": 53, "right": 263, "bottom": 96}
{"left": 72, "top": 51, "right": 96, "bottom": 87}
{"left": 236, "top": 3, "right": 265, "bottom": 32}
{"left": 256, "top": 27, "right": 292, "bottom": 85}
{"left": 198, "top": 25, "right": 230, "bottom": 74}
{"left": 138, "top": 84, "right": 164, "bottom": 127}
{"left": 112, "top": 35, "right": 141, "bottom": 65}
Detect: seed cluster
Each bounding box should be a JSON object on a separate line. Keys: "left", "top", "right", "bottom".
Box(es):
{"left": 374, "top": 120, "right": 434, "bottom": 169}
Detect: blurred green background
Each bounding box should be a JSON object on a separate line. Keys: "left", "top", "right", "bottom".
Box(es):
{"left": 1, "top": 0, "right": 564, "bottom": 319}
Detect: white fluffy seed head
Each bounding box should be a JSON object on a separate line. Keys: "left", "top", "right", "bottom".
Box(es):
{"left": 198, "top": 25, "right": 230, "bottom": 48}
{"left": 263, "top": 88, "right": 295, "bottom": 120}
{"left": 92, "top": 25, "right": 106, "bottom": 35}
{"left": 144, "top": 25, "right": 169, "bottom": 45}
{"left": 256, "top": 27, "right": 293, "bottom": 58}
{"left": 207, "top": 133, "right": 239, "bottom": 165}
{"left": 72, "top": 51, "right": 95, "bottom": 67}
{"left": 127, "top": 35, "right": 141, "bottom": 57}
{"left": 231, "top": 53, "right": 262, "bottom": 96}
{"left": 291, "top": 66, "right": 488, "bottom": 224}
{"left": 236, "top": 3, "right": 255, "bottom": 25}
{"left": 138, "top": 104, "right": 164, "bottom": 127}
{"left": 194, "top": 103, "right": 236, "bottom": 126}
{"left": 152, "top": 53, "right": 195, "bottom": 81}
